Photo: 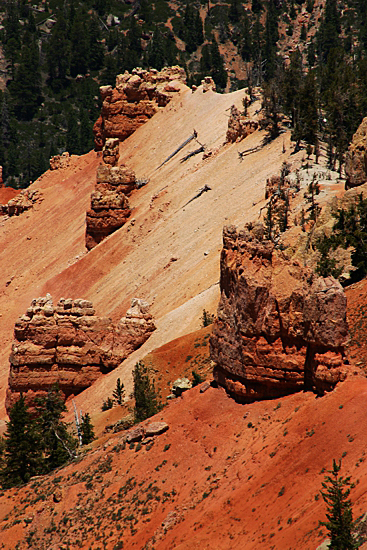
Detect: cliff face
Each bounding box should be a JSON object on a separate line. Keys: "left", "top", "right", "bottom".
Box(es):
{"left": 93, "top": 66, "right": 187, "bottom": 149}
{"left": 210, "top": 226, "right": 349, "bottom": 402}
{"left": 6, "top": 295, "right": 155, "bottom": 412}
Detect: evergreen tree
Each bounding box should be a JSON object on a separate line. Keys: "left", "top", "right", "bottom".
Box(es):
{"left": 88, "top": 14, "right": 104, "bottom": 72}
{"left": 1, "top": 396, "right": 42, "bottom": 487}
{"left": 133, "top": 361, "right": 162, "bottom": 423}
{"left": 35, "top": 385, "right": 77, "bottom": 472}
{"left": 113, "top": 378, "right": 125, "bottom": 405}
{"left": 46, "top": 15, "right": 70, "bottom": 86}
{"left": 148, "top": 26, "right": 166, "bottom": 70}
{"left": 320, "top": 460, "right": 358, "bottom": 549}
{"left": 210, "top": 38, "right": 227, "bottom": 90}
{"left": 9, "top": 32, "right": 43, "bottom": 120}
{"left": 80, "top": 413, "right": 95, "bottom": 445}
{"left": 66, "top": 109, "right": 80, "bottom": 154}
{"left": 70, "top": 13, "right": 89, "bottom": 77}
{"left": 263, "top": 0, "right": 278, "bottom": 81}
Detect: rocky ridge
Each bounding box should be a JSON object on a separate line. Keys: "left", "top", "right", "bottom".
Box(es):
{"left": 85, "top": 137, "right": 136, "bottom": 250}
{"left": 93, "top": 66, "right": 186, "bottom": 149}
{"left": 210, "top": 225, "right": 350, "bottom": 402}
{"left": 6, "top": 295, "right": 155, "bottom": 412}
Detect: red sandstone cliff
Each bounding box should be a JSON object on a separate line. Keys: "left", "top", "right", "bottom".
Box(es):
{"left": 6, "top": 295, "right": 155, "bottom": 412}
{"left": 210, "top": 225, "right": 350, "bottom": 402}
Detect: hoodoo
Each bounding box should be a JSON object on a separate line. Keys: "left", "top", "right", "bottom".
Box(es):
{"left": 6, "top": 295, "right": 155, "bottom": 412}
{"left": 210, "top": 225, "right": 349, "bottom": 402}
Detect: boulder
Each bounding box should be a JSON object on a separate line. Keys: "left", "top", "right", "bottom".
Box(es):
{"left": 145, "top": 422, "right": 169, "bottom": 436}
{"left": 6, "top": 296, "right": 156, "bottom": 412}
{"left": 50, "top": 152, "right": 70, "bottom": 171}
{"left": 126, "top": 426, "right": 145, "bottom": 443}
{"left": 210, "top": 226, "right": 349, "bottom": 403}
{"left": 201, "top": 76, "right": 216, "bottom": 93}
{"left": 171, "top": 377, "right": 192, "bottom": 396}
{"left": 345, "top": 117, "right": 367, "bottom": 188}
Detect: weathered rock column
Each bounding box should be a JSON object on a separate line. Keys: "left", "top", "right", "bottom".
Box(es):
{"left": 85, "top": 138, "right": 136, "bottom": 250}
{"left": 210, "top": 226, "right": 349, "bottom": 402}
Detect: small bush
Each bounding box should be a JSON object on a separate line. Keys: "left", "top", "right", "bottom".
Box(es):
{"left": 201, "top": 309, "right": 214, "bottom": 327}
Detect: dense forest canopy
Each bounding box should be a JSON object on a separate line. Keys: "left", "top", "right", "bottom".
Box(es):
{"left": 1, "top": 0, "right": 367, "bottom": 188}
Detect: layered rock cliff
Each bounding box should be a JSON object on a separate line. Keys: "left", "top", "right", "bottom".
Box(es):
{"left": 210, "top": 226, "right": 349, "bottom": 402}
{"left": 93, "top": 66, "right": 186, "bottom": 149}
{"left": 85, "top": 138, "right": 136, "bottom": 250}
{"left": 6, "top": 295, "right": 155, "bottom": 412}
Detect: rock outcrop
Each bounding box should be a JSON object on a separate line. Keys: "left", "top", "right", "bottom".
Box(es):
{"left": 50, "top": 152, "right": 71, "bottom": 170}
{"left": 226, "top": 105, "right": 258, "bottom": 143}
{"left": 0, "top": 189, "right": 42, "bottom": 216}
{"left": 210, "top": 226, "right": 349, "bottom": 403}
{"left": 6, "top": 295, "right": 155, "bottom": 412}
{"left": 93, "top": 66, "right": 186, "bottom": 149}
{"left": 85, "top": 138, "right": 136, "bottom": 250}
{"left": 345, "top": 117, "right": 367, "bottom": 188}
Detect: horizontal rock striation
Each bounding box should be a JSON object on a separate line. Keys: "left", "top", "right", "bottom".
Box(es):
{"left": 6, "top": 295, "right": 155, "bottom": 412}
{"left": 210, "top": 226, "right": 349, "bottom": 403}
{"left": 85, "top": 138, "right": 136, "bottom": 250}
{"left": 93, "top": 66, "right": 186, "bottom": 150}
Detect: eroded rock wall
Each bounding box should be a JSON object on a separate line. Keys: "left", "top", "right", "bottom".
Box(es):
{"left": 210, "top": 226, "right": 349, "bottom": 402}
{"left": 6, "top": 295, "right": 155, "bottom": 412}
{"left": 93, "top": 66, "right": 186, "bottom": 149}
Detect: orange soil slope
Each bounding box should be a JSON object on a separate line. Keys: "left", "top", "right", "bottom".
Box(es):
{"left": 0, "top": 84, "right": 312, "bottom": 427}
{"left": 0, "top": 377, "right": 367, "bottom": 549}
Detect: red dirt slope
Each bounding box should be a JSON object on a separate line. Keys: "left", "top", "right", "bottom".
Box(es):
{"left": 0, "top": 376, "right": 367, "bottom": 549}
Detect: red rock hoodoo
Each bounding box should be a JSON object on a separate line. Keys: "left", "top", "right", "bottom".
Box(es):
{"left": 6, "top": 295, "right": 155, "bottom": 412}
{"left": 85, "top": 138, "right": 136, "bottom": 250}
{"left": 93, "top": 66, "right": 186, "bottom": 150}
{"left": 210, "top": 225, "right": 349, "bottom": 402}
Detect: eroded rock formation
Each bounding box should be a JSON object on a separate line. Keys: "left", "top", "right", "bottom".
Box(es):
{"left": 226, "top": 105, "right": 258, "bottom": 143}
{"left": 210, "top": 225, "right": 349, "bottom": 402}
{"left": 93, "top": 66, "right": 186, "bottom": 149}
{"left": 6, "top": 295, "right": 155, "bottom": 412}
{"left": 0, "top": 189, "right": 43, "bottom": 216}
{"left": 50, "top": 152, "right": 71, "bottom": 170}
{"left": 85, "top": 138, "right": 136, "bottom": 250}
{"left": 345, "top": 117, "right": 367, "bottom": 188}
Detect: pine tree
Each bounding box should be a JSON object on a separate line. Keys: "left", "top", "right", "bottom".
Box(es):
{"left": 210, "top": 38, "right": 227, "bottom": 90}
{"left": 133, "top": 361, "right": 162, "bottom": 423}
{"left": 80, "top": 413, "right": 95, "bottom": 445}
{"left": 35, "top": 385, "right": 77, "bottom": 472}
{"left": 113, "top": 378, "right": 125, "bottom": 405}
{"left": 320, "top": 460, "right": 358, "bottom": 549}
{"left": 1, "top": 395, "right": 42, "bottom": 487}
